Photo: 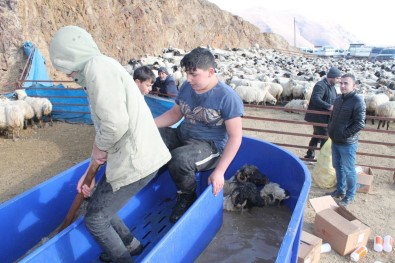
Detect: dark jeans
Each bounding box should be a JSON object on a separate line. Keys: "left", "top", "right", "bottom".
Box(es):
{"left": 159, "top": 127, "right": 220, "bottom": 193}
{"left": 306, "top": 125, "right": 328, "bottom": 155}
{"left": 84, "top": 172, "right": 155, "bottom": 263}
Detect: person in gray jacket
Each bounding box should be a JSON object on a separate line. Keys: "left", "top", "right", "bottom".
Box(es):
{"left": 49, "top": 26, "right": 171, "bottom": 263}
{"left": 304, "top": 67, "right": 341, "bottom": 159}
{"left": 327, "top": 73, "right": 366, "bottom": 206}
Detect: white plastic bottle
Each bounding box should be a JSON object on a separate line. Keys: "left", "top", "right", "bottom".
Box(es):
{"left": 350, "top": 245, "right": 367, "bottom": 262}
{"left": 373, "top": 235, "right": 384, "bottom": 252}
{"left": 320, "top": 243, "right": 331, "bottom": 253}
{"left": 383, "top": 235, "right": 393, "bottom": 253}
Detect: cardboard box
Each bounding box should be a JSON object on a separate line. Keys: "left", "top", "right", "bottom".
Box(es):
{"left": 298, "top": 231, "right": 322, "bottom": 263}
{"left": 356, "top": 166, "right": 374, "bottom": 194}
{"left": 309, "top": 196, "right": 371, "bottom": 256}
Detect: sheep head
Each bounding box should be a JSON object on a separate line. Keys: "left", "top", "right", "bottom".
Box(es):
{"left": 14, "top": 89, "right": 28, "bottom": 100}
{"left": 235, "top": 164, "right": 269, "bottom": 186}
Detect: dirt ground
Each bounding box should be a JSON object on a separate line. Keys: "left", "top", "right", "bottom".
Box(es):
{"left": 0, "top": 107, "right": 394, "bottom": 262}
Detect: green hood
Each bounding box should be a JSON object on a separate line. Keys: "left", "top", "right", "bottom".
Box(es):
{"left": 49, "top": 26, "right": 101, "bottom": 74}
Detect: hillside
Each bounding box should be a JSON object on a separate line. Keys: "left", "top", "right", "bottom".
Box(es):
{"left": 0, "top": 0, "right": 295, "bottom": 85}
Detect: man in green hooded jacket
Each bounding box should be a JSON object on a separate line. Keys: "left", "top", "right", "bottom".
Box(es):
{"left": 49, "top": 26, "right": 171, "bottom": 263}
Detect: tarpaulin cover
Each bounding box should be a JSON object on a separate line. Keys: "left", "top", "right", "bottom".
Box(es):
{"left": 22, "top": 41, "right": 53, "bottom": 87}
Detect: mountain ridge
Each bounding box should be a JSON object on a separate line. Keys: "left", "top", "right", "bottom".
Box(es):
{"left": 233, "top": 7, "right": 362, "bottom": 49}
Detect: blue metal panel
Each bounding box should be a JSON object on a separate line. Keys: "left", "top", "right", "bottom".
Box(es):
{"left": 24, "top": 85, "right": 93, "bottom": 125}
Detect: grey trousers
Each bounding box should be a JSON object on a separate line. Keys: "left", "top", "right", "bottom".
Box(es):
{"left": 159, "top": 127, "right": 220, "bottom": 194}
{"left": 84, "top": 172, "right": 155, "bottom": 263}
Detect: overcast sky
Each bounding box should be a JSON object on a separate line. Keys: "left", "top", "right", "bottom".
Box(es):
{"left": 208, "top": 0, "right": 394, "bottom": 47}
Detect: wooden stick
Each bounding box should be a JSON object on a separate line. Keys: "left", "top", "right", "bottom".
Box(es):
{"left": 59, "top": 161, "right": 101, "bottom": 231}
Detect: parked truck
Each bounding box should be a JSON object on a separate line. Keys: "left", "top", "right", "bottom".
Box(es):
{"left": 347, "top": 43, "right": 372, "bottom": 58}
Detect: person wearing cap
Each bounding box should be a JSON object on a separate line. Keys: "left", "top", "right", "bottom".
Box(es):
{"left": 49, "top": 26, "right": 171, "bottom": 263}
{"left": 303, "top": 66, "right": 341, "bottom": 159}
{"left": 152, "top": 67, "right": 178, "bottom": 98}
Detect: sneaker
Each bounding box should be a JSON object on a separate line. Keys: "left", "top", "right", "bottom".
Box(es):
{"left": 170, "top": 191, "right": 197, "bottom": 223}
{"left": 303, "top": 154, "right": 316, "bottom": 160}
{"left": 99, "top": 243, "right": 144, "bottom": 262}
{"left": 325, "top": 190, "right": 345, "bottom": 199}
{"left": 339, "top": 197, "right": 353, "bottom": 206}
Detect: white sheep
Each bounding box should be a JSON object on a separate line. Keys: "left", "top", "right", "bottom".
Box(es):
{"left": 262, "top": 90, "right": 277, "bottom": 105}
{"left": 376, "top": 101, "right": 395, "bottom": 130}
{"left": 273, "top": 77, "right": 294, "bottom": 102}
{"left": 0, "top": 96, "right": 35, "bottom": 129}
{"left": 14, "top": 89, "right": 53, "bottom": 128}
{"left": 260, "top": 182, "right": 290, "bottom": 207}
{"left": 0, "top": 103, "right": 25, "bottom": 141}
{"left": 364, "top": 93, "right": 390, "bottom": 124}
{"left": 283, "top": 99, "right": 309, "bottom": 114}
{"left": 262, "top": 81, "right": 283, "bottom": 102}
{"left": 291, "top": 83, "right": 309, "bottom": 100}
{"left": 234, "top": 85, "right": 264, "bottom": 104}
{"left": 229, "top": 76, "right": 251, "bottom": 87}
{"left": 171, "top": 66, "right": 186, "bottom": 89}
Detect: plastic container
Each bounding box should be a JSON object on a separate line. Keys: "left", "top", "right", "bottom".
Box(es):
{"left": 373, "top": 235, "right": 384, "bottom": 252}
{"left": 321, "top": 243, "right": 331, "bottom": 253}
{"left": 2, "top": 136, "right": 311, "bottom": 263}
{"left": 383, "top": 235, "right": 393, "bottom": 253}
{"left": 350, "top": 245, "right": 367, "bottom": 262}
{"left": 355, "top": 166, "right": 363, "bottom": 174}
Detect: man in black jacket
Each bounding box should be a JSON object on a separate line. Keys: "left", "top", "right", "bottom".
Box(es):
{"left": 327, "top": 73, "right": 366, "bottom": 206}
{"left": 152, "top": 67, "right": 179, "bottom": 98}
{"left": 304, "top": 67, "right": 341, "bottom": 159}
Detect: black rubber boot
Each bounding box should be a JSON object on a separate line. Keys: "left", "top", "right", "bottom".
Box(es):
{"left": 99, "top": 241, "right": 144, "bottom": 262}
{"left": 170, "top": 191, "right": 197, "bottom": 223}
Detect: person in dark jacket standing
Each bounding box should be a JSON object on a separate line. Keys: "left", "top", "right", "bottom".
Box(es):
{"left": 327, "top": 73, "right": 366, "bottom": 206}
{"left": 304, "top": 67, "right": 341, "bottom": 159}
{"left": 152, "top": 67, "right": 179, "bottom": 98}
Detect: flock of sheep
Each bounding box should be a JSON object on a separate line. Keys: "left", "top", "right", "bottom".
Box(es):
{"left": 0, "top": 89, "right": 52, "bottom": 141}
{"left": 3, "top": 44, "right": 394, "bottom": 141}
{"left": 126, "top": 45, "right": 395, "bottom": 130}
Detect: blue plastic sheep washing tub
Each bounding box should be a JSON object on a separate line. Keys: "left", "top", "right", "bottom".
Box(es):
{"left": 0, "top": 136, "right": 310, "bottom": 263}
{"left": 0, "top": 95, "right": 311, "bottom": 263}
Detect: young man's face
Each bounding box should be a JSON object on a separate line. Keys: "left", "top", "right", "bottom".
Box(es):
{"left": 135, "top": 79, "right": 153, "bottom": 95}
{"left": 185, "top": 68, "right": 215, "bottom": 93}
{"left": 339, "top": 77, "right": 356, "bottom": 94}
